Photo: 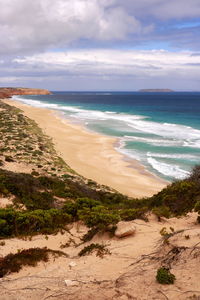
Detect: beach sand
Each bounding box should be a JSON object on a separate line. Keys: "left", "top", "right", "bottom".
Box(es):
{"left": 1, "top": 212, "right": 199, "bottom": 300}
{"left": 3, "top": 98, "right": 167, "bottom": 198}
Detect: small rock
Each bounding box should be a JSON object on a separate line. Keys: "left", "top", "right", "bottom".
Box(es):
{"left": 64, "top": 279, "right": 79, "bottom": 287}
{"left": 69, "top": 261, "right": 77, "bottom": 268}
{"left": 115, "top": 222, "right": 136, "bottom": 238}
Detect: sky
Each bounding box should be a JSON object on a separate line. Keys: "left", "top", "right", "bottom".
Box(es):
{"left": 0, "top": 0, "right": 200, "bottom": 91}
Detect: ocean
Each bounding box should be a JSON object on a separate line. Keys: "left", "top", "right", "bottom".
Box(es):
{"left": 12, "top": 92, "right": 200, "bottom": 181}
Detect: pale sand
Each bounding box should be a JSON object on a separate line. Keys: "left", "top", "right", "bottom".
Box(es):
{"left": 1, "top": 213, "right": 200, "bottom": 300}
{"left": 3, "top": 99, "right": 167, "bottom": 198}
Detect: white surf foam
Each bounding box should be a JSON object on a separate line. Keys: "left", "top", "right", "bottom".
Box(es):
{"left": 147, "top": 152, "right": 199, "bottom": 161}
{"left": 147, "top": 157, "right": 190, "bottom": 179}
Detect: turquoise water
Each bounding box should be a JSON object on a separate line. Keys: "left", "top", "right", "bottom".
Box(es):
{"left": 12, "top": 92, "right": 200, "bottom": 181}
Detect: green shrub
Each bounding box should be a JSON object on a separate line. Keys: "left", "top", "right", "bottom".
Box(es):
{"left": 81, "top": 227, "right": 99, "bottom": 242}
{"left": 78, "top": 243, "right": 110, "bottom": 258}
{"left": 62, "top": 201, "right": 78, "bottom": 218}
{"left": 150, "top": 180, "right": 200, "bottom": 215}
{"left": 0, "top": 208, "right": 72, "bottom": 237}
{"left": 119, "top": 207, "right": 148, "bottom": 221}
{"left": 156, "top": 267, "right": 176, "bottom": 284}
{"left": 0, "top": 247, "right": 68, "bottom": 277}
{"left": 78, "top": 206, "right": 120, "bottom": 230}
{"left": 189, "top": 165, "right": 200, "bottom": 183}
{"left": 152, "top": 206, "right": 171, "bottom": 220}
{"left": 194, "top": 200, "right": 200, "bottom": 212}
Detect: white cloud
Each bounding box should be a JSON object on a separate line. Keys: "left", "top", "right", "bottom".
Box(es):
{"left": 0, "top": 0, "right": 199, "bottom": 56}
{"left": 13, "top": 49, "right": 200, "bottom": 78}
{"left": 0, "top": 0, "right": 145, "bottom": 55}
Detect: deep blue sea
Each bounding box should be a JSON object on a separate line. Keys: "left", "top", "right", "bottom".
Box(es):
{"left": 13, "top": 92, "right": 200, "bottom": 181}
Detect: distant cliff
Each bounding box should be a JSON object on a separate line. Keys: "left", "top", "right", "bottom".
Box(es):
{"left": 139, "top": 89, "right": 174, "bottom": 92}
{"left": 0, "top": 87, "right": 51, "bottom": 98}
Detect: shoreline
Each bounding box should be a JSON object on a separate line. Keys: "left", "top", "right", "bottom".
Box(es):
{"left": 3, "top": 98, "right": 167, "bottom": 197}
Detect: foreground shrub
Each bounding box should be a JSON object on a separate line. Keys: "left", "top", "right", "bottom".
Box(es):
{"left": 119, "top": 207, "right": 148, "bottom": 221}
{"left": 156, "top": 267, "right": 176, "bottom": 284}
{"left": 78, "top": 243, "right": 110, "bottom": 258}
{"left": 152, "top": 206, "right": 171, "bottom": 220}
{"left": 0, "top": 208, "right": 72, "bottom": 237}
{"left": 78, "top": 206, "right": 120, "bottom": 230}
{"left": 150, "top": 180, "right": 200, "bottom": 215}
{"left": 0, "top": 247, "right": 68, "bottom": 277}
{"left": 189, "top": 165, "right": 200, "bottom": 183}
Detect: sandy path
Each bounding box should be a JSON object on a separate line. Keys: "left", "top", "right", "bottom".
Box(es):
{"left": 3, "top": 99, "right": 167, "bottom": 197}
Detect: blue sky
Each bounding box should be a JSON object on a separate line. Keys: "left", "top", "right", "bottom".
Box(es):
{"left": 0, "top": 0, "right": 200, "bottom": 90}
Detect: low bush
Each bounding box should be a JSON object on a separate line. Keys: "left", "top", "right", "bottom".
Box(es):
{"left": 150, "top": 180, "right": 200, "bottom": 215}
{"left": 78, "top": 206, "right": 120, "bottom": 230}
{"left": 152, "top": 206, "right": 171, "bottom": 220}
{"left": 119, "top": 207, "right": 148, "bottom": 221}
{"left": 0, "top": 247, "right": 68, "bottom": 277}
{"left": 156, "top": 267, "right": 176, "bottom": 284}
{"left": 0, "top": 208, "right": 72, "bottom": 237}
{"left": 78, "top": 243, "right": 110, "bottom": 258}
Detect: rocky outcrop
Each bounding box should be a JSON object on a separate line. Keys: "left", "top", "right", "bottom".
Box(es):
{"left": 0, "top": 87, "right": 51, "bottom": 98}
{"left": 115, "top": 222, "right": 136, "bottom": 238}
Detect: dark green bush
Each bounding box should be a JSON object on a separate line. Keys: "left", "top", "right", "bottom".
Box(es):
{"left": 156, "top": 267, "right": 176, "bottom": 284}
{"left": 119, "top": 207, "right": 148, "bottom": 221}
{"left": 0, "top": 247, "right": 68, "bottom": 277}
{"left": 150, "top": 180, "right": 200, "bottom": 215}
{"left": 152, "top": 206, "right": 171, "bottom": 220}
{"left": 78, "top": 206, "right": 120, "bottom": 230}
{"left": 189, "top": 165, "right": 200, "bottom": 183}
{"left": 78, "top": 243, "right": 110, "bottom": 258}
{"left": 0, "top": 208, "right": 71, "bottom": 237}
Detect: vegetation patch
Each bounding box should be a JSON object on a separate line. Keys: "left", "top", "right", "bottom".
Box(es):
{"left": 156, "top": 267, "right": 176, "bottom": 284}
{"left": 0, "top": 247, "right": 68, "bottom": 278}
{"left": 0, "top": 208, "right": 72, "bottom": 237}
{"left": 78, "top": 243, "right": 110, "bottom": 258}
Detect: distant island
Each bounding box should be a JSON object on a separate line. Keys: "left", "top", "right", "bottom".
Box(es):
{"left": 139, "top": 89, "right": 174, "bottom": 92}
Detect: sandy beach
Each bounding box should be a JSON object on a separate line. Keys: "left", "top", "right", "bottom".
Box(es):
{"left": 3, "top": 98, "right": 167, "bottom": 198}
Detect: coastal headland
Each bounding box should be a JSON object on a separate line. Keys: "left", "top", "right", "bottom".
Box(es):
{"left": 0, "top": 87, "right": 51, "bottom": 98}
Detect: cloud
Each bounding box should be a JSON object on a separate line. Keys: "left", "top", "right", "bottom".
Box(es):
{"left": 13, "top": 49, "right": 200, "bottom": 77}
{"left": 116, "top": 0, "right": 200, "bottom": 20}
{"left": 0, "top": 0, "right": 145, "bottom": 55}
{"left": 0, "top": 0, "right": 199, "bottom": 57}
{"left": 0, "top": 0, "right": 200, "bottom": 90}
{"left": 0, "top": 49, "right": 196, "bottom": 90}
